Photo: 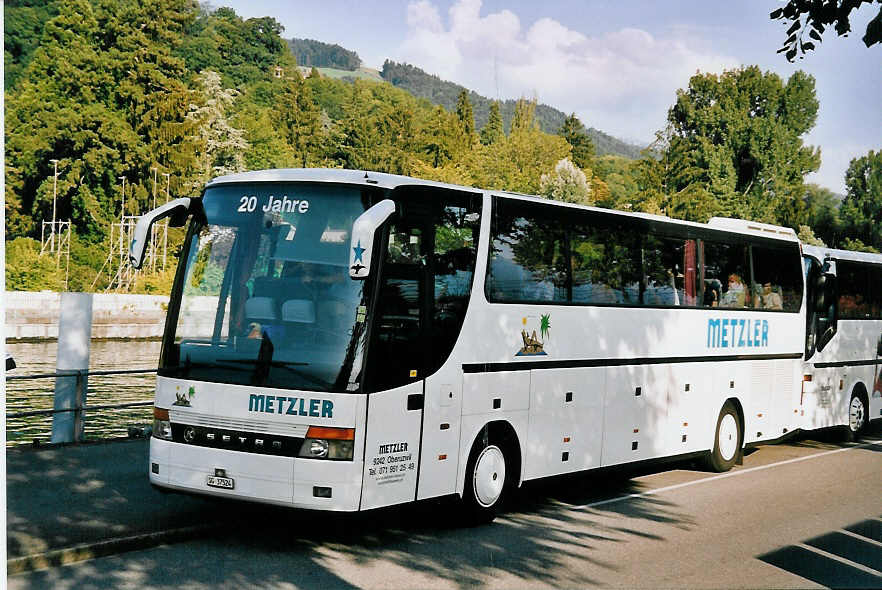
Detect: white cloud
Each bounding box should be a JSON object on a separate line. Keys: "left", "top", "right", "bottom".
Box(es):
{"left": 395, "top": 0, "right": 740, "bottom": 144}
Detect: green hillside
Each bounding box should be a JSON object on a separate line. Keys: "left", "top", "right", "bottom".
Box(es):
{"left": 379, "top": 60, "right": 644, "bottom": 159}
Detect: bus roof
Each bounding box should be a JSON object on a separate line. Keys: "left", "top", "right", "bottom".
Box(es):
{"left": 206, "top": 168, "right": 799, "bottom": 244}
{"left": 803, "top": 244, "right": 882, "bottom": 265}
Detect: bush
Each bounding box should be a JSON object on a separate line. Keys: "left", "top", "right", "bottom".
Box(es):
{"left": 5, "top": 238, "right": 64, "bottom": 291}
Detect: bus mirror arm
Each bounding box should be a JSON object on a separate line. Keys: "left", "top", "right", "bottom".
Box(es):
{"left": 349, "top": 199, "right": 396, "bottom": 280}
{"left": 129, "top": 197, "right": 192, "bottom": 270}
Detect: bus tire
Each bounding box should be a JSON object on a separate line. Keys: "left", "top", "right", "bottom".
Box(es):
{"left": 461, "top": 437, "right": 508, "bottom": 524}
{"left": 844, "top": 392, "right": 868, "bottom": 442}
{"left": 706, "top": 401, "right": 742, "bottom": 472}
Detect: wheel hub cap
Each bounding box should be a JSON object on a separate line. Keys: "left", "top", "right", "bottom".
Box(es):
{"left": 473, "top": 445, "right": 505, "bottom": 507}
{"left": 849, "top": 397, "right": 865, "bottom": 432}
{"left": 719, "top": 414, "right": 738, "bottom": 462}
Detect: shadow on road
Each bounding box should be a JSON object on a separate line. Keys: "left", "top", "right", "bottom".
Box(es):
{"left": 11, "top": 454, "right": 699, "bottom": 588}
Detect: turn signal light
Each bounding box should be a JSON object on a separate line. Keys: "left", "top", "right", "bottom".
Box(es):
{"left": 153, "top": 407, "right": 170, "bottom": 420}
{"left": 305, "top": 426, "right": 355, "bottom": 440}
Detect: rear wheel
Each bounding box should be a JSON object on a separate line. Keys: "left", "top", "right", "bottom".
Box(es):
{"left": 707, "top": 402, "right": 742, "bottom": 472}
{"left": 843, "top": 393, "right": 868, "bottom": 442}
{"left": 462, "top": 438, "right": 508, "bottom": 524}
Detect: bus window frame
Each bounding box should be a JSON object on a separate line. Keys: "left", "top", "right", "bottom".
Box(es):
{"left": 485, "top": 195, "right": 803, "bottom": 313}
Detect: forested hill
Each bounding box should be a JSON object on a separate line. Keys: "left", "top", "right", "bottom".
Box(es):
{"left": 380, "top": 60, "right": 644, "bottom": 159}
{"left": 287, "top": 38, "right": 361, "bottom": 70}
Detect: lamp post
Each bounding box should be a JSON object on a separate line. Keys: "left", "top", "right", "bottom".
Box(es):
{"left": 118, "top": 176, "right": 127, "bottom": 268}
{"left": 151, "top": 168, "right": 158, "bottom": 271}
{"left": 50, "top": 159, "right": 60, "bottom": 252}
{"left": 162, "top": 173, "right": 170, "bottom": 267}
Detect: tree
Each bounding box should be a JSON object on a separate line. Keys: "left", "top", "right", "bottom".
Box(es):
{"left": 797, "top": 225, "right": 826, "bottom": 246}
{"left": 275, "top": 71, "right": 323, "bottom": 167}
{"left": 455, "top": 89, "right": 476, "bottom": 142}
{"left": 539, "top": 158, "right": 593, "bottom": 205}
{"left": 771, "top": 0, "right": 882, "bottom": 61}
{"left": 557, "top": 113, "right": 595, "bottom": 170}
{"left": 664, "top": 66, "right": 820, "bottom": 225}
{"left": 480, "top": 101, "right": 504, "bottom": 145}
{"left": 839, "top": 149, "right": 882, "bottom": 249}
{"left": 802, "top": 183, "right": 842, "bottom": 245}
{"left": 187, "top": 70, "right": 249, "bottom": 188}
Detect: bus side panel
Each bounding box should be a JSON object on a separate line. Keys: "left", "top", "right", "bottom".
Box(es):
{"left": 746, "top": 361, "right": 774, "bottom": 442}
{"left": 771, "top": 360, "right": 800, "bottom": 438}
{"left": 525, "top": 368, "right": 604, "bottom": 480}
{"left": 602, "top": 365, "right": 669, "bottom": 466}
{"left": 416, "top": 371, "right": 464, "bottom": 501}
{"left": 713, "top": 361, "right": 751, "bottom": 441}
{"left": 667, "top": 363, "right": 713, "bottom": 454}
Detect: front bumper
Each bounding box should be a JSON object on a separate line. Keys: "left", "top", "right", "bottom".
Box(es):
{"left": 149, "top": 437, "right": 363, "bottom": 511}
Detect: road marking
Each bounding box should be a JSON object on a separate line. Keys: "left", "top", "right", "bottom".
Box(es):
{"left": 795, "top": 542, "right": 882, "bottom": 578}
{"left": 570, "top": 438, "right": 882, "bottom": 511}
{"left": 840, "top": 528, "right": 882, "bottom": 548}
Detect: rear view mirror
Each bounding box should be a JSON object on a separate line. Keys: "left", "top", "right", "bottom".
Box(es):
{"left": 822, "top": 258, "right": 837, "bottom": 277}
{"left": 349, "top": 199, "right": 396, "bottom": 280}
{"left": 129, "top": 197, "right": 192, "bottom": 269}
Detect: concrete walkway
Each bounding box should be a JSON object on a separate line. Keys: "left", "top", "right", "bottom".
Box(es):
{"left": 6, "top": 439, "right": 222, "bottom": 571}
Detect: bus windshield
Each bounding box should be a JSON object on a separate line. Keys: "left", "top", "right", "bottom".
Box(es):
{"left": 159, "top": 183, "right": 376, "bottom": 392}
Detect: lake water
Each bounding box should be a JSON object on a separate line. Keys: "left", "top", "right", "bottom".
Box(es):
{"left": 5, "top": 340, "right": 162, "bottom": 446}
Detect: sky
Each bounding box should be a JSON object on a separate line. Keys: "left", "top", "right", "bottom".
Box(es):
{"left": 222, "top": 0, "right": 880, "bottom": 194}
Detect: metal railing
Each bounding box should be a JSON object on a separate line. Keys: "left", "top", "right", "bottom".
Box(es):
{"left": 6, "top": 368, "right": 157, "bottom": 442}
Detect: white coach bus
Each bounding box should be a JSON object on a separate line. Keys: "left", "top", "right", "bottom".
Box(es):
{"left": 131, "top": 169, "right": 811, "bottom": 521}
{"left": 802, "top": 245, "right": 882, "bottom": 438}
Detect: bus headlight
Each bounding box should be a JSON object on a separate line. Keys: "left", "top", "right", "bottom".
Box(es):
{"left": 299, "top": 426, "right": 355, "bottom": 460}
{"left": 152, "top": 407, "right": 173, "bottom": 441}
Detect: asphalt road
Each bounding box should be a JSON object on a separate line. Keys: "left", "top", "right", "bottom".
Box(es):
{"left": 9, "top": 433, "right": 882, "bottom": 589}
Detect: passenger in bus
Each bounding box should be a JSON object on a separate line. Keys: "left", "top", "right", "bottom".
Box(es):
{"left": 704, "top": 279, "right": 721, "bottom": 307}
{"left": 720, "top": 273, "right": 746, "bottom": 307}
{"left": 761, "top": 282, "right": 783, "bottom": 310}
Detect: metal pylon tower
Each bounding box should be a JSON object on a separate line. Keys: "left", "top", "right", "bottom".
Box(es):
{"left": 40, "top": 219, "right": 72, "bottom": 289}
{"left": 105, "top": 215, "right": 140, "bottom": 291}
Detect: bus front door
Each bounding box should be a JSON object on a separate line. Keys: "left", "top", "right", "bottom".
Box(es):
{"left": 360, "top": 222, "right": 429, "bottom": 510}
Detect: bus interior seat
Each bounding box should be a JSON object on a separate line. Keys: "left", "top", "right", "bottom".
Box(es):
{"left": 282, "top": 299, "right": 316, "bottom": 346}
{"left": 245, "top": 296, "right": 278, "bottom": 321}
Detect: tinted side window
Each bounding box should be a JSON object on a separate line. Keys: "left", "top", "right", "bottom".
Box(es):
{"left": 869, "top": 265, "right": 882, "bottom": 319}
{"left": 703, "top": 241, "right": 750, "bottom": 309}
{"left": 643, "top": 236, "right": 700, "bottom": 307}
{"left": 570, "top": 217, "right": 641, "bottom": 305}
{"left": 752, "top": 244, "right": 803, "bottom": 312}
{"left": 838, "top": 261, "right": 871, "bottom": 319}
{"left": 488, "top": 201, "right": 567, "bottom": 303}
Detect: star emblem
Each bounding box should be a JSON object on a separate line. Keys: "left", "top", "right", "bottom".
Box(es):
{"left": 353, "top": 240, "right": 366, "bottom": 263}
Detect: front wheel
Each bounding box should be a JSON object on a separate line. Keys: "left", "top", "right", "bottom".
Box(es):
{"left": 706, "top": 402, "right": 742, "bottom": 472}
{"left": 462, "top": 441, "right": 508, "bottom": 524}
{"left": 843, "top": 393, "right": 868, "bottom": 442}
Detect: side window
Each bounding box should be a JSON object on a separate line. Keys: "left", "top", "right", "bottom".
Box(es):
{"left": 570, "top": 217, "right": 641, "bottom": 305}
{"left": 751, "top": 244, "right": 803, "bottom": 312}
{"left": 838, "top": 261, "right": 870, "bottom": 319}
{"left": 488, "top": 201, "right": 567, "bottom": 303}
{"left": 643, "top": 236, "right": 700, "bottom": 307}
{"left": 869, "top": 265, "right": 882, "bottom": 319}
{"left": 703, "top": 241, "right": 750, "bottom": 309}
{"left": 431, "top": 201, "right": 481, "bottom": 371}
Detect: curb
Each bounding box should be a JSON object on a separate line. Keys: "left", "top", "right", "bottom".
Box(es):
{"left": 7, "top": 524, "right": 219, "bottom": 575}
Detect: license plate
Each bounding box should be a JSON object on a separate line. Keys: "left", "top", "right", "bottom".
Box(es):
{"left": 206, "top": 475, "right": 235, "bottom": 489}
